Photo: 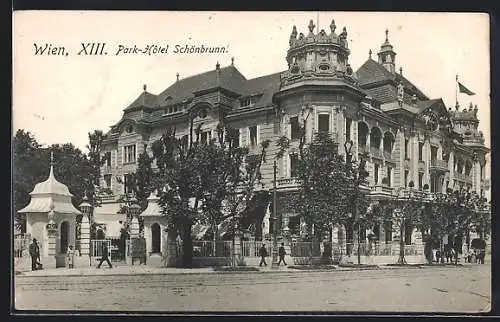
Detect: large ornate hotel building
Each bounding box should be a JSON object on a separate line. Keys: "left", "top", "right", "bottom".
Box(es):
{"left": 96, "top": 19, "right": 489, "bottom": 244}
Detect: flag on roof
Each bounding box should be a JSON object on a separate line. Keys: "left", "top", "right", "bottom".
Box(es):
{"left": 458, "top": 82, "right": 475, "bottom": 96}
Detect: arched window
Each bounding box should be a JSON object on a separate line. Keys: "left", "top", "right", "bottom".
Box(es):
{"left": 383, "top": 132, "right": 394, "bottom": 154}
{"left": 465, "top": 160, "right": 473, "bottom": 176}
{"left": 151, "top": 223, "right": 161, "bottom": 253}
{"left": 370, "top": 127, "right": 382, "bottom": 150}
{"left": 358, "top": 122, "right": 369, "bottom": 148}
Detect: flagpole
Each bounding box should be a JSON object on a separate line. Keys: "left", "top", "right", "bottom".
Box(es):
{"left": 317, "top": 11, "right": 319, "bottom": 31}
{"left": 455, "top": 74, "right": 459, "bottom": 110}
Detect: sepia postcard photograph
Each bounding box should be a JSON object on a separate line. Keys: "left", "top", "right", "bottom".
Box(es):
{"left": 12, "top": 11, "right": 492, "bottom": 313}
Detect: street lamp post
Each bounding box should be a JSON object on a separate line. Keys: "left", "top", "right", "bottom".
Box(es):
{"left": 344, "top": 140, "right": 358, "bottom": 262}
{"left": 271, "top": 160, "right": 279, "bottom": 268}
{"left": 79, "top": 193, "right": 93, "bottom": 267}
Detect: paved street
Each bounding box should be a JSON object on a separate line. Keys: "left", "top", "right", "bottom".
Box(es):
{"left": 14, "top": 264, "right": 490, "bottom": 313}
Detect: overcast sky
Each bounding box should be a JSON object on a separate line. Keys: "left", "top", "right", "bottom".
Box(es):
{"left": 13, "top": 11, "right": 490, "bottom": 154}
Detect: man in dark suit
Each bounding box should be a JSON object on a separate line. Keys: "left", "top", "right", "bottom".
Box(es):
{"left": 97, "top": 243, "right": 113, "bottom": 268}
{"left": 259, "top": 244, "right": 268, "bottom": 267}
{"left": 29, "top": 238, "right": 41, "bottom": 271}
{"left": 278, "top": 243, "right": 287, "bottom": 266}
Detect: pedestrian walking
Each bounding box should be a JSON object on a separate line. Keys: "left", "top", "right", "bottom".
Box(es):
{"left": 97, "top": 243, "right": 113, "bottom": 268}
{"left": 29, "top": 238, "right": 42, "bottom": 271}
{"left": 66, "top": 245, "right": 75, "bottom": 268}
{"left": 259, "top": 244, "right": 268, "bottom": 267}
{"left": 278, "top": 243, "right": 287, "bottom": 266}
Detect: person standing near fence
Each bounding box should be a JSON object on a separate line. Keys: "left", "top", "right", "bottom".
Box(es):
{"left": 29, "top": 238, "right": 42, "bottom": 271}
{"left": 259, "top": 244, "right": 268, "bottom": 266}
{"left": 278, "top": 243, "right": 287, "bottom": 266}
{"left": 66, "top": 245, "right": 75, "bottom": 268}
{"left": 97, "top": 243, "right": 113, "bottom": 268}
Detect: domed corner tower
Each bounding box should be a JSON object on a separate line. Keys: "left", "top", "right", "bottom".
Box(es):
{"left": 280, "top": 18, "right": 359, "bottom": 91}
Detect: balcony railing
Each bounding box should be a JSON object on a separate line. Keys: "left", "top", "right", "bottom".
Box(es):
{"left": 430, "top": 159, "right": 449, "bottom": 172}
{"left": 102, "top": 165, "right": 113, "bottom": 175}
{"left": 454, "top": 172, "right": 470, "bottom": 182}
{"left": 370, "top": 147, "right": 384, "bottom": 160}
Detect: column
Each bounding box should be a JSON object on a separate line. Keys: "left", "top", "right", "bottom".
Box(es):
{"left": 281, "top": 215, "right": 290, "bottom": 239}
{"left": 233, "top": 230, "right": 242, "bottom": 265}
{"left": 47, "top": 224, "right": 58, "bottom": 257}
{"left": 449, "top": 151, "right": 455, "bottom": 183}
{"left": 165, "top": 226, "right": 179, "bottom": 267}
{"left": 79, "top": 215, "right": 90, "bottom": 256}
{"left": 130, "top": 216, "right": 140, "bottom": 237}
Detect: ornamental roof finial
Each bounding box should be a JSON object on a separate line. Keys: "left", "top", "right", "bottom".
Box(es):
{"left": 231, "top": 57, "right": 234, "bottom": 66}
{"left": 49, "top": 151, "right": 55, "bottom": 178}
{"left": 176, "top": 73, "right": 179, "bottom": 81}
{"left": 385, "top": 29, "right": 389, "bottom": 43}
{"left": 143, "top": 84, "right": 147, "bottom": 92}
{"left": 369, "top": 49, "right": 372, "bottom": 59}
{"left": 308, "top": 19, "right": 316, "bottom": 34}
{"left": 330, "top": 19, "right": 336, "bottom": 34}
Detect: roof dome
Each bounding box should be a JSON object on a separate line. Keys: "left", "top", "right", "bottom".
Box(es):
{"left": 30, "top": 158, "right": 73, "bottom": 197}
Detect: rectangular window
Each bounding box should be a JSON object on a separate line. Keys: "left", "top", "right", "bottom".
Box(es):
{"left": 181, "top": 135, "right": 189, "bottom": 149}
{"left": 123, "top": 144, "right": 136, "bottom": 163}
{"left": 105, "top": 151, "right": 111, "bottom": 167}
{"left": 123, "top": 173, "right": 134, "bottom": 194}
{"left": 249, "top": 125, "right": 258, "bottom": 148}
{"left": 387, "top": 167, "right": 392, "bottom": 187}
{"left": 431, "top": 146, "right": 438, "bottom": 162}
{"left": 418, "top": 142, "right": 424, "bottom": 161}
{"left": 290, "top": 116, "right": 301, "bottom": 140}
{"left": 318, "top": 114, "right": 330, "bottom": 134}
{"left": 404, "top": 170, "right": 409, "bottom": 187}
{"left": 404, "top": 138, "right": 410, "bottom": 160}
{"left": 103, "top": 174, "right": 112, "bottom": 189}
{"left": 374, "top": 163, "right": 379, "bottom": 185}
{"left": 290, "top": 154, "right": 299, "bottom": 177}
{"left": 200, "top": 130, "right": 212, "bottom": 145}
{"left": 418, "top": 172, "right": 424, "bottom": 191}
{"left": 232, "top": 130, "right": 240, "bottom": 148}
{"left": 345, "top": 117, "right": 352, "bottom": 142}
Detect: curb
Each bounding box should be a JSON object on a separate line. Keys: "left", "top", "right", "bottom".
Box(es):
{"left": 15, "top": 263, "right": 476, "bottom": 278}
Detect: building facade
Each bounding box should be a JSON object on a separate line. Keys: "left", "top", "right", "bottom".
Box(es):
{"left": 97, "top": 19, "right": 489, "bottom": 250}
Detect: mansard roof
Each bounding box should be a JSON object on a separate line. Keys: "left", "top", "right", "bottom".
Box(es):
{"left": 356, "top": 58, "right": 428, "bottom": 103}
{"left": 156, "top": 65, "right": 248, "bottom": 105}
{"left": 123, "top": 90, "right": 157, "bottom": 111}
{"left": 240, "top": 72, "right": 282, "bottom": 109}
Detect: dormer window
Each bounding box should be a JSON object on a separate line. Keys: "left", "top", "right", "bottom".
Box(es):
{"left": 240, "top": 97, "right": 255, "bottom": 108}
{"left": 126, "top": 125, "right": 133, "bottom": 133}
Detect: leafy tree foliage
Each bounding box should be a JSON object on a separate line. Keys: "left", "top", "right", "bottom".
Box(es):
{"left": 12, "top": 130, "right": 94, "bottom": 232}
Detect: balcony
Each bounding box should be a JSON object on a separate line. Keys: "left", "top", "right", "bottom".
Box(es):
{"left": 102, "top": 165, "right": 113, "bottom": 175}
{"left": 430, "top": 159, "right": 449, "bottom": 172}
{"left": 358, "top": 144, "right": 370, "bottom": 155}
{"left": 370, "top": 147, "right": 384, "bottom": 160}
{"left": 455, "top": 172, "right": 472, "bottom": 184}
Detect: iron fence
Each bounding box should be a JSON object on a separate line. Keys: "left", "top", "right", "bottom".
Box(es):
{"left": 192, "top": 240, "right": 232, "bottom": 257}
{"left": 241, "top": 241, "right": 271, "bottom": 257}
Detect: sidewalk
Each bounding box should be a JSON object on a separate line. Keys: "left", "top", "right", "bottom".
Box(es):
{"left": 16, "top": 262, "right": 481, "bottom": 278}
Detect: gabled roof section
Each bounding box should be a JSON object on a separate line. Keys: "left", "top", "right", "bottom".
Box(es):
{"left": 239, "top": 72, "right": 282, "bottom": 109}
{"left": 156, "top": 65, "right": 247, "bottom": 105}
{"left": 356, "top": 58, "right": 429, "bottom": 103}
{"left": 123, "top": 91, "right": 158, "bottom": 111}
{"left": 356, "top": 58, "right": 394, "bottom": 85}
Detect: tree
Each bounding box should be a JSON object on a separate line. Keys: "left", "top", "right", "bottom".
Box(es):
{"left": 276, "top": 120, "right": 369, "bottom": 262}
{"left": 12, "top": 130, "right": 94, "bottom": 233}
{"left": 425, "top": 188, "right": 490, "bottom": 265}
{"left": 151, "top": 118, "right": 270, "bottom": 267}
{"left": 12, "top": 130, "right": 44, "bottom": 232}
{"left": 375, "top": 185, "right": 427, "bottom": 265}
